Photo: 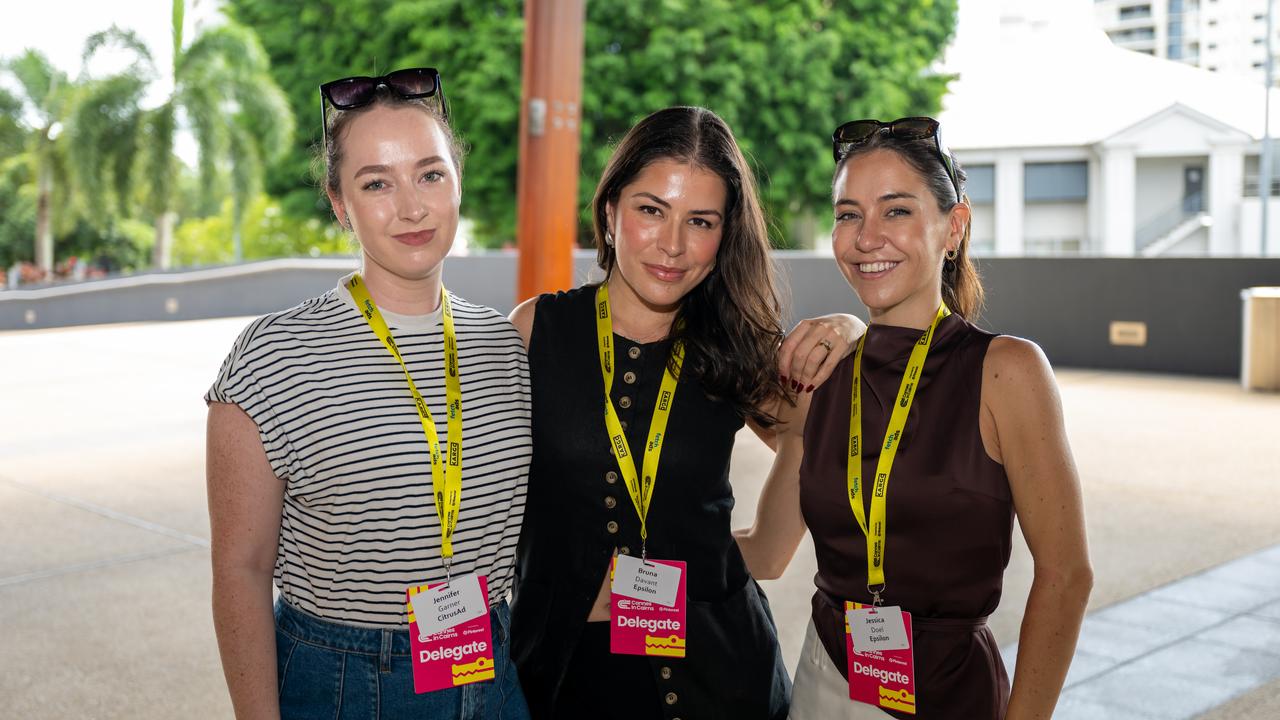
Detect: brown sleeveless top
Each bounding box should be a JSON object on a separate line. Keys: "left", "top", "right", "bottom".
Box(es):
{"left": 799, "top": 314, "right": 1013, "bottom": 720}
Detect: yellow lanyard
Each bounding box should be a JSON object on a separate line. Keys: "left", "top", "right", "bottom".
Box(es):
{"left": 346, "top": 273, "right": 464, "bottom": 566}
{"left": 848, "top": 304, "right": 950, "bottom": 603}
{"left": 595, "top": 283, "right": 684, "bottom": 556}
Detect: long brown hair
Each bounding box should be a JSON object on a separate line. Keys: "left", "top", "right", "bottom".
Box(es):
{"left": 834, "top": 129, "right": 984, "bottom": 320}
{"left": 592, "top": 106, "right": 788, "bottom": 424}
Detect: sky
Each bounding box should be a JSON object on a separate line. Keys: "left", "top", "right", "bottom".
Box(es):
{"left": 0, "top": 0, "right": 224, "bottom": 161}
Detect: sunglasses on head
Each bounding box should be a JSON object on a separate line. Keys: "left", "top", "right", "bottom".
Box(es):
{"left": 831, "top": 116, "right": 961, "bottom": 203}
{"left": 319, "top": 68, "right": 448, "bottom": 143}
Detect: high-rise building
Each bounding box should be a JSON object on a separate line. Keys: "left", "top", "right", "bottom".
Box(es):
{"left": 1093, "top": 0, "right": 1279, "bottom": 84}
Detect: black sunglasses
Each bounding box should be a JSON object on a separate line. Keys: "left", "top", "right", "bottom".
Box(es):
{"left": 832, "top": 117, "right": 961, "bottom": 203}
{"left": 319, "top": 68, "right": 448, "bottom": 143}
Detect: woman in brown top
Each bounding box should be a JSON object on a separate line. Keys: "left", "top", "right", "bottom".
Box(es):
{"left": 736, "top": 118, "right": 1092, "bottom": 719}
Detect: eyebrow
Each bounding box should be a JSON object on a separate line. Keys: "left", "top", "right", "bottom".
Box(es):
{"left": 353, "top": 156, "right": 447, "bottom": 179}
{"left": 835, "top": 191, "right": 919, "bottom": 207}
{"left": 632, "top": 191, "right": 724, "bottom": 219}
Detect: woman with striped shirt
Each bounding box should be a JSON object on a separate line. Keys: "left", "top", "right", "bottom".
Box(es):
{"left": 206, "top": 69, "right": 531, "bottom": 719}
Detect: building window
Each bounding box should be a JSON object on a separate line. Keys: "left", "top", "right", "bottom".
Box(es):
{"left": 1119, "top": 4, "right": 1153, "bottom": 21}
{"left": 1113, "top": 27, "right": 1157, "bottom": 41}
{"left": 1024, "top": 162, "right": 1088, "bottom": 203}
{"left": 964, "top": 165, "right": 995, "bottom": 204}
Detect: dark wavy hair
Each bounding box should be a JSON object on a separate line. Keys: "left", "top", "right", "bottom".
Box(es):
{"left": 834, "top": 129, "right": 984, "bottom": 320}
{"left": 592, "top": 106, "right": 788, "bottom": 424}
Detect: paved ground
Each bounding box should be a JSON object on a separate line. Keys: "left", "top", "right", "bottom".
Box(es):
{"left": 2, "top": 317, "right": 1278, "bottom": 718}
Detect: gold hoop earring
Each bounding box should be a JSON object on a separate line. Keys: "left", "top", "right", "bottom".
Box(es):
{"left": 945, "top": 247, "right": 958, "bottom": 261}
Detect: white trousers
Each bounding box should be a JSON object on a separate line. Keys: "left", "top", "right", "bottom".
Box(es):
{"left": 789, "top": 619, "right": 893, "bottom": 720}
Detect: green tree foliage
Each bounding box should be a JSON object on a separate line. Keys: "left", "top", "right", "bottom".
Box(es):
{"left": 70, "top": 0, "right": 295, "bottom": 268}
{"left": 1, "top": 50, "right": 77, "bottom": 270}
{"left": 228, "top": 0, "right": 955, "bottom": 248}
{"left": 172, "top": 195, "right": 351, "bottom": 266}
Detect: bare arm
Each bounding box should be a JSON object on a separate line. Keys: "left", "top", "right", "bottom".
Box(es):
{"left": 981, "top": 338, "right": 1093, "bottom": 720}
{"left": 508, "top": 296, "right": 537, "bottom": 350}
{"left": 734, "top": 392, "right": 812, "bottom": 580}
{"left": 208, "top": 402, "right": 285, "bottom": 720}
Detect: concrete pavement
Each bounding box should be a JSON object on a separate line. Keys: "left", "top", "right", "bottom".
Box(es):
{"left": 2, "top": 317, "right": 1278, "bottom": 718}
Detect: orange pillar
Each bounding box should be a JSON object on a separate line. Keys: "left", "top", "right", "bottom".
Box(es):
{"left": 515, "top": 0, "right": 586, "bottom": 302}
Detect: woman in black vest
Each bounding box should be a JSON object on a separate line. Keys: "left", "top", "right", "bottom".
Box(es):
{"left": 507, "top": 106, "right": 861, "bottom": 719}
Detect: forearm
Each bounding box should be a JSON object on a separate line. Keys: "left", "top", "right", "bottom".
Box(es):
{"left": 734, "top": 439, "right": 806, "bottom": 580}
{"left": 734, "top": 528, "right": 786, "bottom": 580}
{"left": 212, "top": 567, "right": 281, "bottom": 720}
{"left": 1006, "top": 564, "right": 1093, "bottom": 720}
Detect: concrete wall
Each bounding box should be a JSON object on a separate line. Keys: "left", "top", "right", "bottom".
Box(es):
{"left": 1023, "top": 202, "right": 1088, "bottom": 252}
{"left": 4, "top": 254, "right": 1279, "bottom": 377}
{"left": 1136, "top": 156, "right": 1200, "bottom": 228}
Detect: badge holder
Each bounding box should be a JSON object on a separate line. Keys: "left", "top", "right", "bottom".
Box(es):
{"left": 845, "top": 598, "right": 917, "bottom": 715}
{"left": 609, "top": 554, "right": 687, "bottom": 658}
{"left": 406, "top": 572, "right": 495, "bottom": 693}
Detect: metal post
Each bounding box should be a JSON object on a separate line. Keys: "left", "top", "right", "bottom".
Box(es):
{"left": 1263, "top": 0, "right": 1275, "bottom": 254}
{"left": 515, "top": 0, "right": 586, "bottom": 301}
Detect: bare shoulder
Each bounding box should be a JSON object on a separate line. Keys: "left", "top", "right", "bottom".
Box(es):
{"left": 508, "top": 296, "right": 538, "bottom": 349}
{"left": 977, "top": 335, "right": 1059, "bottom": 415}
{"left": 984, "top": 336, "right": 1054, "bottom": 387}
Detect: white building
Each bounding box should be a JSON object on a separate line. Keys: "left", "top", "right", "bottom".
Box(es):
{"left": 939, "top": 0, "right": 1280, "bottom": 257}
{"left": 1093, "top": 0, "right": 1279, "bottom": 84}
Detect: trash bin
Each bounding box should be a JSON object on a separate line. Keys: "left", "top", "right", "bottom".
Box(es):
{"left": 1241, "top": 287, "right": 1280, "bottom": 392}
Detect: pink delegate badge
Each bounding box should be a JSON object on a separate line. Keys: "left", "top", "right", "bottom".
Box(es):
{"left": 845, "top": 601, "right": 917, "bottom": 715}
{"left": 609, "top": 557, "right": 687, "bottom": 658}
{"left": 406, "top": 574, "right": 495, "bottom": 694}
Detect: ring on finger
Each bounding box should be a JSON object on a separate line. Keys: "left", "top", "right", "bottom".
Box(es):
{"left": 818, "top": 338, "right": 834, "bottom": 353}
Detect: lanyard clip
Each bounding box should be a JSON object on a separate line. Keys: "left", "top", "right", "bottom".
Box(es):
{"left": 868, "top": 583, "right": 886, "bottom": 607}
{"left": 443, "top": 557, "right": 453, "bottom": 583}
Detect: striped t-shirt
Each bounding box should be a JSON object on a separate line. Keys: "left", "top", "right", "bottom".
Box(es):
{"left": 206, "top": 275, "right": 530, "bottom": 627}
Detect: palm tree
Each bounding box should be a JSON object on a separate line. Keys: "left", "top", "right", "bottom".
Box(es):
{"left": 71, "top": 0, "right": 293, "bottom": 269}
{"left": 3, "top": 50, "right": 74, "bottom": 273}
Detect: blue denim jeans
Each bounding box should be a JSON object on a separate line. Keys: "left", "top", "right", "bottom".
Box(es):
{"left": 274, "top": 597, "right": 530, "bottom": 720}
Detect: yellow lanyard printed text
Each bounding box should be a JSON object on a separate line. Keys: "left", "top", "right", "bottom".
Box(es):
{"left": 594, "top": 283, "right": 683, "bottom": 548}
{"left": 347, "top": 274, "right": 463, "bottom": 561}
{"left": 848, "top": 304, "right": 949, "bottom": 598}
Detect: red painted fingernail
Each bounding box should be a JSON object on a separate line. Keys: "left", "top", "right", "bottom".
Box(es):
{"left": 780, "top": 374, "right": 788, "bottom": 382}
{"left": 806, "top": 385, "right": 815, "bottom": 392}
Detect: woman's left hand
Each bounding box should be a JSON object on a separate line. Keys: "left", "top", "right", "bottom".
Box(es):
{"left": 778, "top": 313, "right": 866, "bottom": 393}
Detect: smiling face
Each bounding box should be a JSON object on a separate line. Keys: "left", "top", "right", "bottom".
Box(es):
{"left": 326, "top": 104, "right": 461, "bottom": 291}
{"left": 832, "top": 148, "right": 968, "bottom": 328}
{"left": 605, "top": 158, "right": 727, "bottom": 316}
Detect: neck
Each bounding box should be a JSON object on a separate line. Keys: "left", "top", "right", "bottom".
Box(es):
{"left": 607, "top": 277, "right": 678, "bottom": 343}
{"left": 868, "top": 288, "right": 944, "bottom": 331}
{"left": 359, "top": 256, "right": 443, "bottom": 315}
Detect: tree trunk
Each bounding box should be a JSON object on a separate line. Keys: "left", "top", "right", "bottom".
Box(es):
{"left": 153, "top": 211, "right": 176, "bottom": 269}
{"left": 35, "top": 156, "right": 53, "bottom": 273}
